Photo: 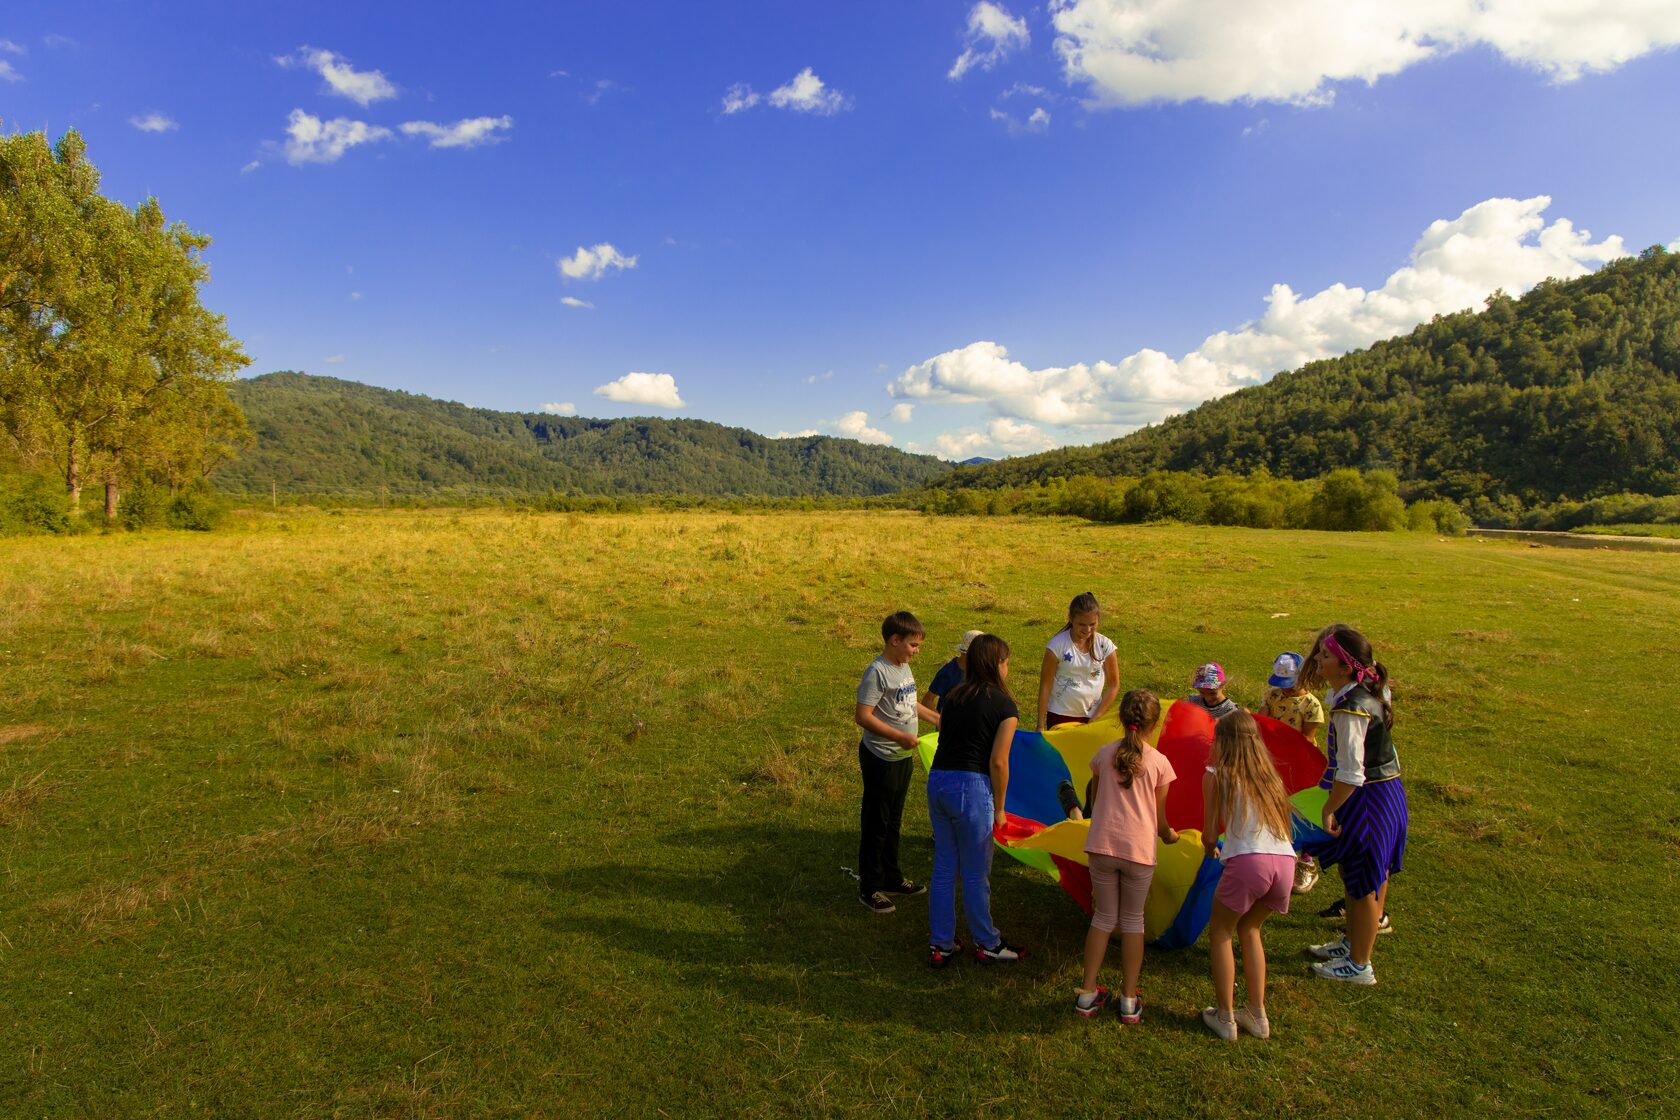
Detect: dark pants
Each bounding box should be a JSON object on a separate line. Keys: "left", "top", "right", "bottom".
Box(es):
{"left": 857, "top": 741, "right": 913, "bottom": 897}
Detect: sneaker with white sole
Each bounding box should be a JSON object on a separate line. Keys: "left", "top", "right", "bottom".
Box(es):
{"left": 1074, "top": 987, "right": 1109, "bottom": 1018}
{"left": 1235, "top": 1006, "right": 1271, "bottom": 1039}
{"left": 1115, "top": 994, "right": 1143, "bottom": 1024}
{"left": 974, "top": 939, "right": 1025, "bottom": 964}
{"left": 1293, "top": 856, "right": 1319, "bottom": 894}
{"left": 928, "top": 939, "right": 963, "bottom": 968}
{"left": 1202, "top": 1008, "right": 1238, "bottom": 1041}
{"left": 1312, "top": 957, "right": 1377, "bottom": 985}
{"left": 883, "top": 880, "right": 927, "bottom": 897}
{"left": 1308, "top": 934, "right": 1351, "bottom": 960}
{"left": 859, "top": 891, "right": 896, "bottom": 914}
{"left": 1376, "top": 912, "right": 1393, "bottom": 934}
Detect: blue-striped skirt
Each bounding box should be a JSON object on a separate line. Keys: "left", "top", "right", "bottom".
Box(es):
{"left": 1301, "top": 777, "right": 1407, "bottom": 900}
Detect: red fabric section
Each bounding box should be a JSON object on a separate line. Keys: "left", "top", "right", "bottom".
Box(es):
{"left": 992, "top": 812, "right": 1046, "bottom": 844}
{"left": 1050, "top": 855, "right": 1094, "bottom": 915}
{"left": 1155, "top": 702, "right": 1328, "bottom": 831}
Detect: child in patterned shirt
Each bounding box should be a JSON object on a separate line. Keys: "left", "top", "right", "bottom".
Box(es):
{"left": 1262, "top": 652, "right": 1326, "bottom": 894}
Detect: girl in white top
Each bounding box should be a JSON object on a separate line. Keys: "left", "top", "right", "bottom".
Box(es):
{"left": 1037, "top": 592, "right": 1119, "bottom": 730}
{"left": 1199, "top": 712, "right": 1299, "bottom": 1041}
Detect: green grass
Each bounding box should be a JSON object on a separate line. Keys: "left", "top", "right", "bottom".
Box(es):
{"left": 2, "top": 510, "right": 1676, "bottom": 1118}
{"left": 1570, "top": 522, "right": 1680, "bottom": 540}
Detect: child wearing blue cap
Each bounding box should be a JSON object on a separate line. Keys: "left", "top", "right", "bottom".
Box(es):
{"left": 1262, "top": 651, "right": 1326, "bottom": 893}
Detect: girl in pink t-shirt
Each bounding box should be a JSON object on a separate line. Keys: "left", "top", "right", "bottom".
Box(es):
{"left": 1073, "top": 689, "right": 1179, "bottom": 1022}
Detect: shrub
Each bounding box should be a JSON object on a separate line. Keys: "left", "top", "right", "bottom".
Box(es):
{"left": 0, "top": 474, "right": 71, "bottom": 535}
{"left": 166, "top": 484, "right": 229, "bottom": 531}
{"left": 119, "top": 477, "right": 170, "bottom": 530}
{"left": 1307, "top": 469, "right": 1408, "bottom": 532}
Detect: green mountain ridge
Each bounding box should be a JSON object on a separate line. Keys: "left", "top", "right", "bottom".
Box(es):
{"left": 933, "top": 248, "right": 1680, "bottom": 510}
{"left": 219, "top": 373, "right": 953, "bottom": 498}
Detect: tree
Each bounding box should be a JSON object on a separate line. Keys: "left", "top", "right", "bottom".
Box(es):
{"left": 0, "top": 127, "right": 249, "bottom": 513}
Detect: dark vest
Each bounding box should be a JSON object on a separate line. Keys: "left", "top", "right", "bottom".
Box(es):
{"left": 1325, "top": 684, "right": 1400, "bottom": 785}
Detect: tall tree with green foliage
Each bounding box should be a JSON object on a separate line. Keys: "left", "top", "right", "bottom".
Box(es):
{"left": 0, "top": 126, "right": 249, "bottom": 514}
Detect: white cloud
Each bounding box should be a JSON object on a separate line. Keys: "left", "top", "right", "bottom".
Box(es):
{"left": 830, "top": 410, "right": 893, "bottom": 445}
{"left": 0, "top": 38, "right": 23, "bottom": 53}
{"left": 993, "top": 105, "right": 1052, "bottom": 133}
{"left": 1051, "top": 0, "right": 1680, "bottom": 107}
{"left": 888, "top": 403, "right": 914, "bottom": 422}
{"left": 324, "top": 354, "right": 346, "bottom": 364}
{"left": 349, "top": 291, "right": 363, "bottom": 301}
{"left": 240, "top": 160, "right": 262, "bottom": 174}
{"left": 560, "top": 296, "right": 595, "bottom": 309}
{"left": 721, "top": 82, "right": 761, "bottom": 114}
{"left": 129, "top": 112, "right": 178, "bottom": 133}
{"left": 775, "top": 428, "right": 822, "bottom": 438}
{"left": 281, "top": 109, "right": 393, "bottom": 165}
{"left": 593, "top": 372, "right": 685, "bottom": 409}
{"left": 559, "top": 243, "right": 638, "bottom": 281}
{"left": 541, "top": 402, "right": 577, "bottom": 415}
{"left": 892, "top": 196, "right": 1626, "bottom": 431}
{"left": 805, "top": 370, "right": 834, "bottom": 384}
{"left": 769, "top": 68, "right": 851, "bottom": 114}
{"left": 951, "top": 2, "right": 1032, "bottom": 79}
{"left": 399, "top": 115, "right": 513, "bottom": 149}
{"left": 0, "top": 60, "right": 19, "bottom": 82}
{"left": 278, "top": 47, "right": 397, "bottom": 106}
{"left": 932, "top": 417, "right": 1061, "bottom": 459}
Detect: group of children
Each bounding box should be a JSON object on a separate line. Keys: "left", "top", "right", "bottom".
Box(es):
{"left": 852, "top": 595, "right": 1408, "bottom": 1038}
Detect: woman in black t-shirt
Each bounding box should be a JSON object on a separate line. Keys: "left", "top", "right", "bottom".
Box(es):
{"left": 925, "top": 634, "right": 1026, "bottom": 966}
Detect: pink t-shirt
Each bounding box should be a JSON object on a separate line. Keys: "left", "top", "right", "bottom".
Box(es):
{"left": 1084, "top": 742, "right": 1176, "bottom": 865}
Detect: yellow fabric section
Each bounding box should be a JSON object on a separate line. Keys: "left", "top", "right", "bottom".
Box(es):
{"left": 1003, "top": 819, "right": 1208, "bottom": 942}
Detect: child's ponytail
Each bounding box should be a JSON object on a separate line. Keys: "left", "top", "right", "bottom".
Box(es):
{"left": 1112, "top": 689, "right": 1160, "bottom": 789}
{"left": 1327, "top": 626, "right": 1392, "bottom": 728}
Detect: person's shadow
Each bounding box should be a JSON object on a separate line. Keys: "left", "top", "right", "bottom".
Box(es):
{"left": 501, "top": 819, "right": 1213, "bottom": 1034}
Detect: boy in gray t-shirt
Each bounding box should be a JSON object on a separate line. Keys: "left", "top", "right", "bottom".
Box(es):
{"left": 853, "top": 611, "right": 942, "bottom": 914}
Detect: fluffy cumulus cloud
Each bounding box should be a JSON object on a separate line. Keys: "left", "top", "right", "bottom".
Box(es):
{"left": 1050, "top": 0, "right": 1680, "bottom": 107}
{"left": 129, "top": 112, "right": 178, "bottom": 133}
{"left": 888, "top": 403, "right": 914, "bottom": 423}
{"left": 726, "top": 69, "right": 850, "bottom": 115}
{"left": 399, "top": 115, "right": 513, "bottom": 149}
{"left": 929, "top": 417, "right": 1061, "bottom": 459}
{"left": 541, "top": 402, "right": 577, "bottom": 415}
{"left": 951, "top": 2, "right": 1032, "bottom": 79}
{"left": 593, "top": 372, "right": 685, "bottom": 409}
{"left": 282, "top": 110, "right": 393, "bottom": 165}
{"left": 558, "top": 243, "right": 638, "bottom": 281}
{"left": 892, "top": 196, "right": 1626, "bottom": 431}
{"left": 830, "top": 411, "right": 894, "bottom": 445}
{"left": 278, "top": 47, "right": 398, "bottom": 106}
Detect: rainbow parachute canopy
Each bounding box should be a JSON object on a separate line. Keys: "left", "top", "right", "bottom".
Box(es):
{"left": 917, "top": 700, "right": 1326, "bottom": 948}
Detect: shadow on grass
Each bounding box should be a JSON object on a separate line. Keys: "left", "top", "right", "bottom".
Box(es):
{"left": 501, "top": 820, "right": 1218, "bottom": 1037}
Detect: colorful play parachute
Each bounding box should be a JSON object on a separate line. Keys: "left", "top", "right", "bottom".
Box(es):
{"left": 917, "top": 701, "right": 1326, "bottom": 948}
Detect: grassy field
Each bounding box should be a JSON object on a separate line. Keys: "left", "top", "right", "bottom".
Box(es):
{"left": 1, "top": 510, "right": 1676, "bottom": 1118}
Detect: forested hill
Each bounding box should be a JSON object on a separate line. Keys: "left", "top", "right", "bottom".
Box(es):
{"left": 219, "top": 373, "right": 953, "bottom": 498}
{"left": 934, "top": 248, "right": 1680, "bottom": 507}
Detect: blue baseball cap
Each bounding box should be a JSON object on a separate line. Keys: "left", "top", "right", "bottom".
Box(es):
{"left": 1268, "top": 652, "right": 1304, "bottom": 689}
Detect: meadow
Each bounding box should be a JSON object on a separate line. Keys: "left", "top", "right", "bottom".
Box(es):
{"left": 1, "top": 509, "right": 1676, "bottom": 1118}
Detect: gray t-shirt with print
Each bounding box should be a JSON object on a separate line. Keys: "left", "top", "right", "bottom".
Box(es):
{"left": 857, "top": 656, "right": 918, "bottom": 761}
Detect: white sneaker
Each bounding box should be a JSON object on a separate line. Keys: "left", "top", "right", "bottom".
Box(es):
{"left": 1235, "top": 1006, "right": 1271, "bottom": 1039}
{"left": 1308, "top": 934, "right": 1351, "bottom": 960}
{"left": 1312, "top": 957, "right": 1377, "bottom": 985}
{"left": 1202, "top": 1008, "right": 1237, "bottom": 1041}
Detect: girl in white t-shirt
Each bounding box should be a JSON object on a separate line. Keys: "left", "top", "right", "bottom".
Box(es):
{"left": 1199, "top": 711, "right": 1299, "bottom": 1041}
{"left": 1037, "top": 592, "right": 1119, "bottom": 730}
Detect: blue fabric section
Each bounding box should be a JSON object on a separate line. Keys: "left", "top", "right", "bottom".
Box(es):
{"left": 926, "top": 769, "right": 1000, "bottom": 950}
{"left": 1152, "top": 855, "right": 1224, "bottom": 950}
{"left": 1001, "top": 730, "right": 1074, "bottom": 826}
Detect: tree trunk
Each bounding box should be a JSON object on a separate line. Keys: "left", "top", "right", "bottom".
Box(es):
{"left": 105, "top": 479, "right": 119, "bottom": 519}
{"left": 65, "top": 445, "right": 81, "bottom": 511}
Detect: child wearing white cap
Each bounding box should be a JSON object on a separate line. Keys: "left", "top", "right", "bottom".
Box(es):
{"left": 923, "top": 629, "right": 985, "bottom": 714}
{"left": 1262, "top": 651, "right": 1327, "bottom": 894}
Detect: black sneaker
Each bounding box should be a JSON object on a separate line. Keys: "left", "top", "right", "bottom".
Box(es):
{"left": 1056, "top": 780, "right": 1084, "bottom": 819}
{"left": 975, "top": 939, "right": 1026, "bottom": 964}
{"left": 928, "top": 940, "right": 964, "bottom": 968}
{"left": 859, "top": 891, "right": 896, "bottom": 914}
{"left": 883, "top": 880, "right": 927, "bottom": 897}
{"left": 1318, "top": 897, "right": 1346, "bottom": 921}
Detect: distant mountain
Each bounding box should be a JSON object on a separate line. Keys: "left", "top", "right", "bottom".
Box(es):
{"left": 933, "top": 248, "right": 1680, "bottom": 508}
{"left": 219, "top": 373, "right": 953, "bottom": 498}
{"left": 958, "top": 457, "right": 996, "bottom": 466}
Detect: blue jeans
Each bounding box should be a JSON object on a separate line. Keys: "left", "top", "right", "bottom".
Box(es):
{"left": 926, "top": 769, "right": 999, "bottom": 951}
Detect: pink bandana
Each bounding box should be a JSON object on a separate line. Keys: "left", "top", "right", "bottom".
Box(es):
{"left": 1323, "top": 634, "right": 1380, "bottom": 687}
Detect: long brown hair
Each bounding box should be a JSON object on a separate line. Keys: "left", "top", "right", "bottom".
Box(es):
{"left": 1298, "top": 621, "right": 1352, "bottom": 692}
{"left": 1209, "top": 712, "right": 1293, "bottom": 841}
{"left": 945, "top": 633, "right": 1011, "bottom": 708}
{"left": 1111, "top": 689, "right": 1160, "bottom": 789}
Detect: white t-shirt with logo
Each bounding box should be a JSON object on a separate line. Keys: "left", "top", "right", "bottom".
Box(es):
{"left": 1044, "top": 630, "right": 1117, "bottom": 719}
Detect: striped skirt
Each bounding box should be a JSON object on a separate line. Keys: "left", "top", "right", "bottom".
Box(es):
{"left": 1302, "top": 777, "right": 1407, "bottom": 901}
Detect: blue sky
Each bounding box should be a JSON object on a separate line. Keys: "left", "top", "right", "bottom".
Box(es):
{"left": 4, "top": 2, "right": 1679, "bottom": 459}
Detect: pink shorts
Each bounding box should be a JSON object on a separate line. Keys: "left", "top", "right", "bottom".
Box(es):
{"left": 1214, "top": 853, "right": 1296, "bottom": 915}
